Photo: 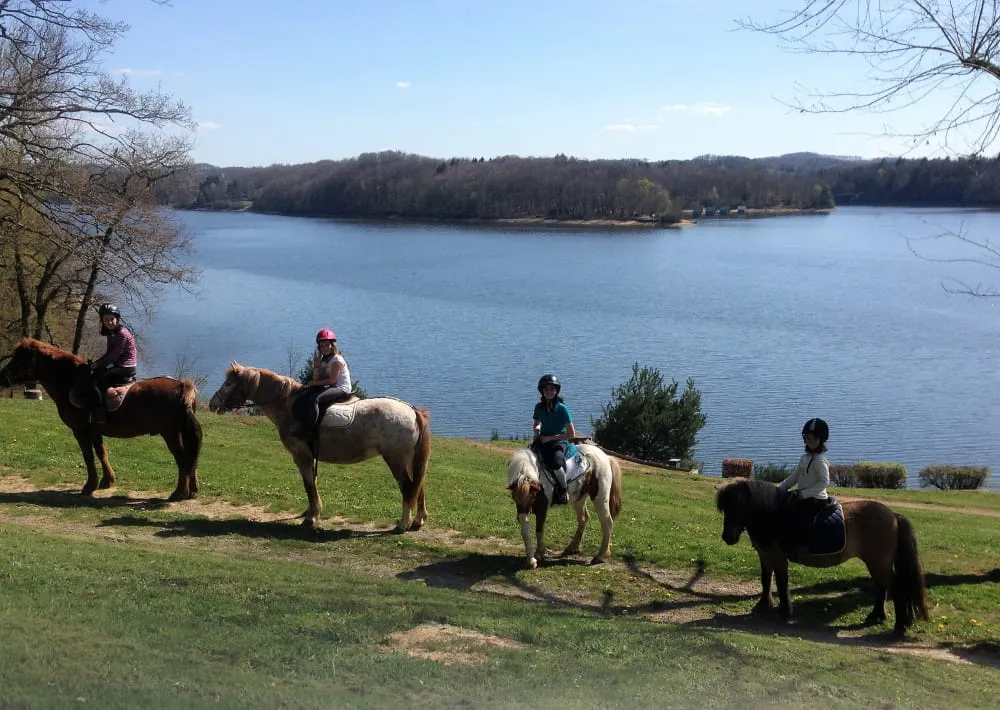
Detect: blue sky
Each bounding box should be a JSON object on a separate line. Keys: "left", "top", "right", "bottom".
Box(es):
{"left": 84, "top": 0, "right": 978, "bottom": 167}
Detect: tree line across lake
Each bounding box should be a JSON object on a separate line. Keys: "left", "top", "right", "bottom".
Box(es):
{"left": 154, "top": 151, "right": 1000, "bottom": 222}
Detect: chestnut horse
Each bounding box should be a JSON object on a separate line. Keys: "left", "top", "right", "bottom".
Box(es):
{"left": 716, "top": 479, "right": 929, "bottom": 635}
{"left": 0, "top": 338, "right": 202, "bottom": 500}
{"left": 506, "top": 444, "right": 622, "bottom": 569}
{"left": 208, "top": 362, "right": 430, "bottom": 532}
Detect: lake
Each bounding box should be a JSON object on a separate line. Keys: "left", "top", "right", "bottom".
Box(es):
{"left": 141, "top": 207, "right": 1000, "bottom": 490}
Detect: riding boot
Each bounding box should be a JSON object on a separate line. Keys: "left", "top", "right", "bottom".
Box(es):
{"left": 553, "top": 466, "right": 569, "bottom": 505}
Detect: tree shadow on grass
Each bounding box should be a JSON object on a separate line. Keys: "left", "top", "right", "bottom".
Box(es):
{"left": 0, "top": 488, "right": 174, "bottom": 511}
{"left": 97, "top": 513, "right": 400, "bottom": 542}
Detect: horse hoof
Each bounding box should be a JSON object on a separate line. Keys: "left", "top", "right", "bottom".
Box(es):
{"left": 527, "top": 558, "right": 538, "bottom": 570}
{"left": 98, "top": 479, "right": 114, "bottom": 490}
{"left": 81, "top": 486, "right": 96, "bottom": 497}
{"left": 863, "top": 612, "right": 886, "bottom": 627}
{"left": 167, "top": 491, "right": 186, "bottom": 502}
{"left": 300, "top": 517, "right": 316, "bottom": 529}
{"left": 751, "top": 603, "right": 771, "bottom": 616}
{"left": 589, "top": 556, "right": 608, "bottom": 566}
{"left": 409, "top": 521, "right": 423, "bottom": 532}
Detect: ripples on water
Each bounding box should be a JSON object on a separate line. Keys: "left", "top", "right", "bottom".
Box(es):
{"left": 145, "top": 207, "right": 1000, "bottom": 490}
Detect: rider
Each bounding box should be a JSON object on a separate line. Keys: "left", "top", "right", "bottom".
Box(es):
{"left": 291, "top": 328, "right": 352, "bottom": 440}
{"left": 81, "top": 303, "right": 138, "bottom": 424}
{"left": 532, "top": 374, "right": 578, "bottom": 505}
{"left": 777, "top": 417, "right": 832, "bottom": 547}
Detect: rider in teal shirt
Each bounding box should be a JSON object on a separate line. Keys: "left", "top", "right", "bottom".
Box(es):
{"left": 532, "top": 374, "right": 578, "bottom": 505}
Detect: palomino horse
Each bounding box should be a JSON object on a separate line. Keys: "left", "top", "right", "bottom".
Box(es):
{"left": 208, "top": 362, "right": 430, "bottom": 532}
{"left": 506, "top": 444, "right": 623, "bottom": 569}
{"left": 0, "top": 338, "right": 202, "bottom": 500}
{"left": 716, "top": 479, "right": 929, "bottom": 635}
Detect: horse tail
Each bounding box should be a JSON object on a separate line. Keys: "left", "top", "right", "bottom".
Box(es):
{"left": 607, "top": 454, "right": 623, "bottom": 521}
{"left": 180, "top": 380, "right": 203, "bottom": 470}
{"left": 406, "top": 407, "right": 431, "bottom": 499}
{"left": 892, "top": 513, "right": 929, "bottom": 629}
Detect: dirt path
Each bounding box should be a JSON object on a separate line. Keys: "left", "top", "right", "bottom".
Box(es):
{"left": 0, "top": 474, "right": 997, "bottom": 670}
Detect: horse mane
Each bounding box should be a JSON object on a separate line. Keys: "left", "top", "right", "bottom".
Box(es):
{"left": 232, "top": 364, "right": 302, "bottom": 406}
{"left": 506, "top": 447, "right": 540, "bottom": 489}
{"left": 716, "top": 478, "right": 789, "bottom": 516}
{"left": 16, "top": 337, "right": 85, "bottom": 365}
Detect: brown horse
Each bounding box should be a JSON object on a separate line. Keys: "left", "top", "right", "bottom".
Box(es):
{"left": 208, "top": 362, "right": 430, "bottom": 532}
{"left": 716, "top": 479, "right": 929, "bottom": 635}
{"left": 0, "top": 338, "right": 202, "bottom": 500}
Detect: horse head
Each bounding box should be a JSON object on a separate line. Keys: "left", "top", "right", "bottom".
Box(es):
{"left": 0, "top": 338, "right": 46, "bottom": 387}
{"left": 208, "top": 362, "right": 249, "bottom": 413}
{"left": 715, "top": 479, "right": 752, "bottom": 545}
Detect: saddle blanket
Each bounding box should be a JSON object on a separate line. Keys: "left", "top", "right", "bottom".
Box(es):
{"left": 536, "top": 450, "right": 591, "bottom": 484}
{"left": 319, "top": 401, "right": 358, "bottom": 429}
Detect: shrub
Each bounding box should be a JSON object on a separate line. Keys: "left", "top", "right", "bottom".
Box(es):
{"left": 722, "top": 458, "right": 753, "bottom": 478}
{"left": 829, "top": 464, "right": 857, "bottom": 487}
{"left": 919, "top": 465, "right": 990, "bottom": 490}
{"left": 753, "top": 462, "right": 790, "bottom": 483}
{"left": 852, "top": 461, "right": 907, "bottom": 489}
{"left": 591, "top": 363, "right": 707, "bottom": 463}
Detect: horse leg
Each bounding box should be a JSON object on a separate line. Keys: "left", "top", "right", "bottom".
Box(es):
{"left": 534, "top": 506, "right": 549, "bottom": 566}
{"left": 774, "top": 557, "right": 792, "bottom": 620}
{"left": 294, "top": 453, "right": 322, "bottom": 529}
{"left": 591, "top": 499, "right": 614, "bottom": 565}
{"left": 385, "top": 458, "right": 414, "bottom": 533}
{"left": 92, "top": 434, "right": 117, "bottom": 490}
{"left": 562, "top": 497, "right": 588, "bottom": 557}
{"left": 518, "top": 512, "right": 537, "bottom": 569}
{"left": 862, "top": 560, "right": 891, "bottom": 627}
{"left": 73, "top": 430, "right": 100, "bottom": 496}
{"left": 414, "top": 487, "right": 428, "bottom": 531}
{"left": 163, "top": 432, "right": 193, "bottom": 501}
{"left": 752, "top": 553, "right": 774, "bottom": 614}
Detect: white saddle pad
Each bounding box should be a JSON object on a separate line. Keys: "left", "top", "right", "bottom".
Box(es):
{"left": 320, "top": 401, "right": 358, "bottom": 428}
{"left": 564, "top": 452, "right": 591, "bottom": 483}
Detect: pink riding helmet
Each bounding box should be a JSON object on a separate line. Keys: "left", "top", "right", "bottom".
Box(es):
{"left": 315, "top": 328, "right": 336, "bottom": 343}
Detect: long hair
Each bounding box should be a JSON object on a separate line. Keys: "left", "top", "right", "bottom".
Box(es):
{"left": 538, "top": 392, "right": 565, "bottom": 412}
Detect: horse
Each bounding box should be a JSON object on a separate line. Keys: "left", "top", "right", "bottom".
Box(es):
{"left": 715, "top": 478, "right": 929, "bottom": 636}
{"left": 0, "top": 338, "right": 202, "bottom": 500}
{"left": 208, "top": 362, "right": 430, "bottom": 532}
{"left": 506, "top": 443, "right": 623, "bottom": 569}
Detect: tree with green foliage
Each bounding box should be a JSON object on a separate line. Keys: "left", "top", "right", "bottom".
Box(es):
{"left": 592, "top": 363, "right": 706, "bottom": 463}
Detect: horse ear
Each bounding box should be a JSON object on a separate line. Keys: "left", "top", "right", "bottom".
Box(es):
{"left": 230, "top": 361, "right": 240, "bottom": 370}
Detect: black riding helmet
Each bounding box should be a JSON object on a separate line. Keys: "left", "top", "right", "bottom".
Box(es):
{"left": 98, "top": 303, "right": 121, "bottom": 318}
{"left": 802, "top": 417, "right": 829, "bottom": 443}
{"left": 537, "top": 374, "right": 560, "bottom": 394}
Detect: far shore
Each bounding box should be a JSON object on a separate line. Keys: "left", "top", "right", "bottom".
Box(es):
{"left": 180, "top": 205, "right": 834, "bottom": 228}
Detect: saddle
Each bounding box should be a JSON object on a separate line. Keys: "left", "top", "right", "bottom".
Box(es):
{"left": 781, "top": 497, "right": 846, "bottom": 560}
{"left": 69, "top": 379, "right": 137, "bottom": 412}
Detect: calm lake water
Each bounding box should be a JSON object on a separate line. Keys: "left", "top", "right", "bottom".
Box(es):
{"left": 142, "top": 207, "right": 999, "bottom": 490}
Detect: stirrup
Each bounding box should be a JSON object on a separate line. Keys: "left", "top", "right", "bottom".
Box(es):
{"left": 552, "top": 486, "right": 569, "bottom": 505}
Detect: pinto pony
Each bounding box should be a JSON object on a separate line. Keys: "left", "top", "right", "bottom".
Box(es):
{"left": 0, "top": 338, "right": 202, "bottom": 500}
{"left": 506, "top": 444, "right": 622, "bottom": 569}
{"left": 716, "top": 479, "right": 929, "bottom": 635}
{"left": 208, "top": 362, "right": 430, "bottom": 532}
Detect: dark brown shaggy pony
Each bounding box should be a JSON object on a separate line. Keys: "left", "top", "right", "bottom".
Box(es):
{"left": 716, "top": 478, "right": 929, "bottom": 636}
{"left": 0, "top": 338, "right": 202, "bottom": 500}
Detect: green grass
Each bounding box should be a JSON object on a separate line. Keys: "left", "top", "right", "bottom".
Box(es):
{"left": 1, "top": 398, "right": 999, "bottom": 707}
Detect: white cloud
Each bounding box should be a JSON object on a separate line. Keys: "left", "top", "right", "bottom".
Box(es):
{"left": 604, "top": 123, "right": 660, "bottom": 132}
{"left": 196, "top": 121, "right": 223, "bottom": 131}
{"left": 395, "top": 81, "right": 411, "bottom": 89}
{"left": 661, "top": 102, "right": 731, "bottom": 117}
{"left": 113, "top": 68, "right": 163, "bottom": 77}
